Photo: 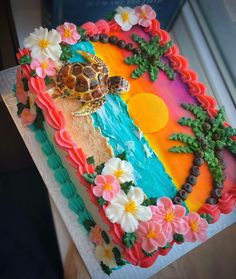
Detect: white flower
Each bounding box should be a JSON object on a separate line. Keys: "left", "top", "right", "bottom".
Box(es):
{"left": 95, "top": 243, "right": 117, "bottom": 268}
{"left": 24, "top": 27, "right": 62, "bottom": 61}
{"left": 102, "top": 157, "right": 134, "bottom": 183}
{"left": 114, "top": 6, "right": 138, "bottom": 31}
{"left": 105, "top": 187, "right": 152, "bottom": 233}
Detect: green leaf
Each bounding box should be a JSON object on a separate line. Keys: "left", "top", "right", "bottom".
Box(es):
{"left": 142, "top": 197, "right": 157, "bottom": 206}
{"left": 95, "top": 163, "right": 105, "bottom": 175}
{"left": 97, "top": 196, "right": 107, "bottom": 206}
{"left": 162, "top": 242, "right": 172, "bottom": 249}
{"left": 17, "top": 102, "right": 25, "bottom": 116}
{"left": 19, "top": 54, "right": 31, "bottom": 65}
{"left": 178, "top": 117, "right": 195, "bottom": 127}
{"left": 86, "top": 156, "right": 95, "bottom": 165}
{"left": 200, "top": 213, "right": 213, "bottom": 224}
{"left": 77, "top": 26, "right": 86, "bottom": 37}
{"left": 169, "top": 133, "right": 196, "bottom": 145}
{"left": 149, "top": 65, "right": 159, "bottom": 81}
{"left": 120, "top": 181, "right": 135, "bottom": 194}
{"left": 60, "top": 43, "right": 73, "bottom": 62}
{"left": 45, "top": 76, "right": 54, "bottom": 85}
{"left": 112, "top": 247, "right": 121, "bottom": 259}
{"left": 123, "top": 232, "right": 137, "bottom": 248}
{"left": 169, "top": 145, "right": 194, "bottom": 153}
{"left": 116, "top": 151, "right": 127, "bottom": 161}
{"left": 142, "top": 249, "right": 158, "bottom": 257}
{"left": 101, "top": 231, "right": 110, "bottom": 244}
{"left": 100, "top": 262, "right": 112, "bottom": 276}
{"left": 173, "top": 233, "right": 184, "bottom": 243}
{"left": 33, "top": 106, "right": 45, "bottom": 129}
{"left": 83, "top": 173, "right": 96, "bottom": 184}
{"left": 30, "top": 70, "right": 37, "bottom": 77}
{"left": 22, "top": 77, "right": 29, "bottom": 91}
{"left": 83, "top": 219, "right": 96, "bottom": 232}
{"left": 182, "top": 103, "right": 208, "bottom": 121}
{"left": 115, "top": 258, "right": 126, "bottom": 266}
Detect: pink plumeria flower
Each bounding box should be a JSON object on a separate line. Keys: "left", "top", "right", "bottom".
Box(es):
{"left": 137, "top": 221, "right": 167, "bottom": 253}
{"left": 30, "top": 58, "right": 56, "bottom": 78}
{"left": 184, "top": 212, "right": 208, "bottom": 242}
{"left": 90, "top": 225, "right": 103, "bottom": 245}
{"left": 57, "top": 22, "right": 81, "bottom": 45}
{"left": 151, "top": 197, "right": 188, "bottom": 242}
{"left": 92, "top": 175, "right": 120, "bottom": 201}
{"left": 135, "top": 5, "right": 156, "bottom": 27}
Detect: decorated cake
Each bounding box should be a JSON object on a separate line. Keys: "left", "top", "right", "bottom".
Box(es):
{"left": 15, "top": 5, "right": 236, "bottom": 275}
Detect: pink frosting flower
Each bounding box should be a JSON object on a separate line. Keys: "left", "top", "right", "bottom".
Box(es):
{"left": 90, "top": 225, "right": 103, "bottom": 245}
{"left": 92, "top": 175, "right": 120, "bottom": 201}
{"left": 151, "top": 197, "right": 188, "bottom": 242}
{"left": 81, "top": 22, "right": 97, "bottom": 37}
{"left": 137, "top": 221, "right": 167, "bottom": 253}
{"left": 184, "top": 212, "right": 208, "bottom": 242}
{"left": 57, "top": 22, "right": 81, "bottom": 45}
{"left": 30, "top": 58, "right": 56, "bottom": 78}
{"left": 16, "top": 68, "right": 27, "bottom": 105}
{"left": 135, "top": 5, "right": 156, "bottom": 27}
{"left": 20, "top": 108, "right": 36, "bottom": 126}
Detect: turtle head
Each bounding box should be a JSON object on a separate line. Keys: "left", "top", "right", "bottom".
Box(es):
{"left": 108, "top": 76, "right": 130, "bottom": 94}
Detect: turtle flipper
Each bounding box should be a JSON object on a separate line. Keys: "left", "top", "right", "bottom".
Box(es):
{"left": 77, "top": 50, "right": 109, "bottom": 74}
{"left": 73, "top": 98, "right": 105, "bottom": 116}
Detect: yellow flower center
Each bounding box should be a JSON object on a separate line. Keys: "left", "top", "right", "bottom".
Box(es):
{"left": 114, "top": 169, "right": 124, "bottom": 178}
{"left": 64, "top": 27, "right": 73, "bottom": 38}
{"left": 41, "top": 60, "right": 48, "bottom": 69}
{"left": 164, "top": 210, "right": 175, "bottom": 223}
{"left": 146, "top": 230, "right": 158, "bottom": 239}
{"left": 38, "top": 39, "right": 49, "bottom": 49}
{"left": 103, "top": 182, "right": 112, "bottom": 191}
{"left": 103, "top": 248, "right": 113, "bottom": 260}
{"left": 121, "top": 11, "right": 129, "bottom": 22}
{"left": 125, "top": 200, "right": 137, "bottom": 214}
{"left": 190, "top": 220, "right": 200, "bottom": 232}
{"left": 141, "top": 10, "right": 147, "bottom": 19}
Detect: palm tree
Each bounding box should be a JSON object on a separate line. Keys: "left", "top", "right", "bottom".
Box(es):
{"left": 169, "top": 103, "right": 236, "bottom": 205}
{"left": 125, "top": 34, "right": 175, "bottom": 81}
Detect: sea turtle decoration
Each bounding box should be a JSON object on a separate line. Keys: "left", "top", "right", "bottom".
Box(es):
{"left": 53, "top": 50, "right": 130, "bottom": 116}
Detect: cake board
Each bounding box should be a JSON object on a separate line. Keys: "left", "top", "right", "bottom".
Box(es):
{"left": 1, "top": 66, "right": 236, "bottom": 279}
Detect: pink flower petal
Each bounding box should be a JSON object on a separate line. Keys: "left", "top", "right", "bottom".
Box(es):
{"left": 92, "top": 185, "right": 103, "bottom": 197}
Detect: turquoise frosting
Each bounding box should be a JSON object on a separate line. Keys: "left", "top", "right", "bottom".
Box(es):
{"left": 92, "top": 95, "right": 177, "bottom": 199}
{"left": 33, "top": 127, "right": 94, "bottom": 226}
{"left": 69, "top": 41, "right": 95, "bottom": 63}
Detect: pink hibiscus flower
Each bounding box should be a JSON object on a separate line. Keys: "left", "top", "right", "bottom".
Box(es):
{"left": 184, "top": 212, "right": 208, "bottom": 242}
{"left": 57, "top": 22, "right": 81, "bottom": 45}
{"left": 135, "top": 5, "right": 156, "bottom": 27}
{"left": 90, "top": 225, "right": 103, "bottom": 245}
{"left": 151, "top": 197, "right": 188, "bottom": 242}
{"left": 92, "top": 175, "right": 120, "bottom": 201}
{"left": 20, "top": 108, "right": 36, "bottom": 126}
{"left": 16, "top": 68, "right": 27, "bottom": 105}
{"left": 137, "top": 221, "right": 167, "bottom": 253}
{"left": 30, "top": 58, "right": 56, "bottom": 78}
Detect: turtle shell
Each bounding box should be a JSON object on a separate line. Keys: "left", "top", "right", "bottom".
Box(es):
{"left": 56, "top": 62, "right": 109, "bottom": 102}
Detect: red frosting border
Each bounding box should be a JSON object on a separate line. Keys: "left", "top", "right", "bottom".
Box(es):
{"left": 26, "top": 17, "right": 236, "bottom": 268}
